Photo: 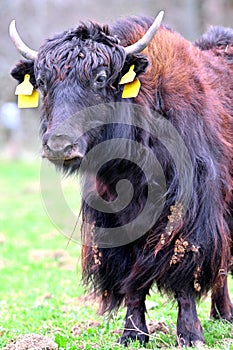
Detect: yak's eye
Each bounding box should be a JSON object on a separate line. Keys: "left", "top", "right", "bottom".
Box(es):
{"left": 96, "top": 75, "right": 106, "bottom": 83}
{"left": 94, "top": 71, "right": 108, "bottom": 88}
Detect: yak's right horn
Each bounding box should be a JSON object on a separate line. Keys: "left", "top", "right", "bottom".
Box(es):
{"left": 9, "top": 20, "right": 38, "bottom": 60}
{"left": 124, "top": 10, "right": 164, "bottom": 55}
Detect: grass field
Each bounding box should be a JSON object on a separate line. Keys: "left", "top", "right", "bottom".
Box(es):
{"left": 0, "top": 160, "right": 233, "bottom": 349}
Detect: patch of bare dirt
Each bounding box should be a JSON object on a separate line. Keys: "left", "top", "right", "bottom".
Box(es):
{"left": 112, "top": 320, "right": 172, "bottom": 338}
{"left": 71, "top": 320, "right": 101, "bottom": 336}
{"left": 29, "top": 249, "right": 76, "bottom": 270}
{"left": 63, "top": 294, "right": 100, "bottom": 310}
{"left": 62, "top": 294, "right": 100, "bottom": 314}
{"left": 42, "top": 230, "right": 60, "bottom": 240}
{"left": 35, "top": 293, "right": 54, "bottom": 308}
{"left": 2, "top": 334, "right": 58, "bottom": 350}
{"left": 147, "top": 321, "right": 171, "bottom": 335}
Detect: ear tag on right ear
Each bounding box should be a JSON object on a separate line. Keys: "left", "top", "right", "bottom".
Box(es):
{"left": 122, "top": 77, "right": 141, "bottom": 99}
{"left": 119, "top": 65, "right": 136, "bottom": 85}
{"left": 15, "top": 74, "right": 39, "bottom": 108}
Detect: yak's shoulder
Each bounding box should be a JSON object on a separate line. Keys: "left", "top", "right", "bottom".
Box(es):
{"left": 110, "top": 15, "right": 173, "bottom": 46}
{"left": 195, "top": 26, "right": 233, "bottom": 52}
{"left": 109, "top": 16, "right": 153, "bottom": 45}
{"left": 111, "top": 16, "right": 153, "bottom": 32}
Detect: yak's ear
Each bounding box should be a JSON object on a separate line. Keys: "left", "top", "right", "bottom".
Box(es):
{"left": 123, "top": 54, "right": 150, "bottom": 78}
{"left": 10, "top": 59, "right": 36, "bottom": 87}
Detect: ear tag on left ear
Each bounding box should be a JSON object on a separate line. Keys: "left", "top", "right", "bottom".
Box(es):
{"left": 17, "top": 90, "right": 39, "bottom": 108}
{"left": 119, "top": 65, "right": 136, "bottom": 85}
{"left": 122, "top": 78, "right": 141, "bottom": 99}
{"left": 15, "top": 74, "right": 33, "bottom": 95}
{"left": 15, "top": 74, "right": 39, "bottom": 108}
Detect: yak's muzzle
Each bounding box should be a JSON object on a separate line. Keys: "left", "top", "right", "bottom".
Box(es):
{"left": 42, "top": 132, "right": 87, "bottom": 161}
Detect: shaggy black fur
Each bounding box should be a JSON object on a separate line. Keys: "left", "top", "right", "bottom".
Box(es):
{"left": 11, "top": 16, "right": 233, "bottom": 347}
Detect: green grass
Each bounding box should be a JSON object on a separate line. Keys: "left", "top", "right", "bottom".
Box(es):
{"left": 0, "top": 160, "right": 232, "bottom": 349}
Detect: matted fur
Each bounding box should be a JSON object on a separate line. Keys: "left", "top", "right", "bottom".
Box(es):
{"left": 11, "top": 16, "right": 233, "bottom": 347}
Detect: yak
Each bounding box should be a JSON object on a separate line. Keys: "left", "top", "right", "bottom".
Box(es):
{"left": 9, "top": 11, "right": 233, "bottom": 347}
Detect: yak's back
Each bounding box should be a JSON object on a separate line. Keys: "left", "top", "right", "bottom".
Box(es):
{"left": 195, "top": 26, "right": 233, "bottom": 63}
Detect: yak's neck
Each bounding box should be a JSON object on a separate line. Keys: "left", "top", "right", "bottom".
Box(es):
{"left": 111, "top": 17, "right": 205, "bottom": 112}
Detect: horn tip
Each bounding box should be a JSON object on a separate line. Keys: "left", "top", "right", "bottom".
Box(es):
{"left": 157, "top": 10, "right": 165, "bottom": 23}
{"left": 9, "top": 19, "right": 38, "bottom": 60}
{"left": 9, "top": 19, "right": 16, "bottom": 28}
{"left": 9, "top": 19, "right": 16, "bottom": 35}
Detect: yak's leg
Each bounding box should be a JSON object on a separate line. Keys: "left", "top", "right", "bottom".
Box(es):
{"left": 210, "top": 275, "right": 233, "bottom": 321}
{"left": 176, "top": 290, "right": 204, "bottom": 347}
{"left": 120, "top": 290, "right": 149, "bottom": 346}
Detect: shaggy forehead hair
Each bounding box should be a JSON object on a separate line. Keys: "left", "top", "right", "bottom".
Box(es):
{"left": 35, "top": 22, "right": 126, "bottom": 84}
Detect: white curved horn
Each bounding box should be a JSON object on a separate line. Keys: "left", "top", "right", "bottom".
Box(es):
{"left": 9, "top": 20, "right": 38, "bottom": 60}
{"left": 124, "top": 10, "right": 164, "bottom": 55}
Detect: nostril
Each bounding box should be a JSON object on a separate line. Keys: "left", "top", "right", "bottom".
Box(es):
{"left": 63, "top": 144, "right": 73, "bottom": 155}
{"left": 43, "top": 133, "right": 74, "bottom": 160}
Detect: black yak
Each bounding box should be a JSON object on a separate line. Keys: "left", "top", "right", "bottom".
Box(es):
{"left": 9, "top": 11, "right": 233, "bottom": 347}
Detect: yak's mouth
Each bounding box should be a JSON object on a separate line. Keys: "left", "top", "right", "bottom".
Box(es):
{"left": 41, "top": 143, "right": 85, "bottom": 164}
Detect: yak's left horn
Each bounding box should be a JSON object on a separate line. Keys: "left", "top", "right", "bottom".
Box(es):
{"left": 124, "top": 10, "right": 164, "bottom": 55}
{"left": 9, "top": 20, "right": 38, "bottom": 60}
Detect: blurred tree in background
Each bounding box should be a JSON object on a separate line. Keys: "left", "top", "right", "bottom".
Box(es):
{"left": 1, "top": 0, "right": 233, "bottom": 157}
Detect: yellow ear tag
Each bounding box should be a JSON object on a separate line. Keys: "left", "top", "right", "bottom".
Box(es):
{"left": 15, "top": 74, "right": 39, "bottom": 109}
{"left": 15, "top": 74, "right": 33, "bottom": 95}
{"left": 17, "top": 90, "right": 39, "bottom": 108}
{"left": 119, "top": 65, "right": 136, "bottom": 85}
{"left": 122, "top": 78, "right": 141, "bottom": 99}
